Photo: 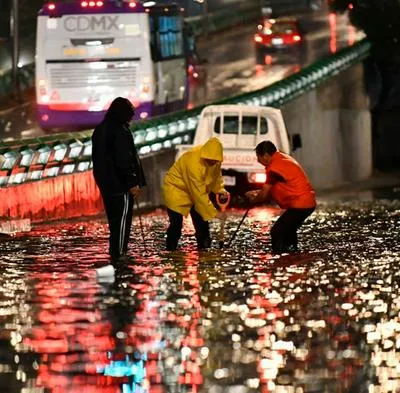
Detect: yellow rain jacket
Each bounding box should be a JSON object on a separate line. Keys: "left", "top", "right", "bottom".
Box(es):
{"left": 162, "top": 137, "right": 226, "bottom": 221}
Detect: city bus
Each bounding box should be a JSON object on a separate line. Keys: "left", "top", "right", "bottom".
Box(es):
{"left": 35, "top": 0, "right": 189, "bottom": 130}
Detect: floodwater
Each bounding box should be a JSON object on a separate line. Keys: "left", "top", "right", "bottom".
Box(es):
{"left": 0, "top": 187, "right": 399, "bottom": 393}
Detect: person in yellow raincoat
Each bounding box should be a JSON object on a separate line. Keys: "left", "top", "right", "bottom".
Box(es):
{"left": 162, "top": 137, "right": 229, "bottom": 251}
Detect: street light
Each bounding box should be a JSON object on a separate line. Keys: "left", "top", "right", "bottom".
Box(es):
{"left": 10, "top": 0, "right": 21, "bottom": 102}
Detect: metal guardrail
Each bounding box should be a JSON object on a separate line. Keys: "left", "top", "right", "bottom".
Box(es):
{"left": 0, "top": 39, "right": 371, "bottom": 188}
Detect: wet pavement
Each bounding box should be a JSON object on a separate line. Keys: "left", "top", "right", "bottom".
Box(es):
{"left": 0, "top": 183, "right": 400, "bottom": 392}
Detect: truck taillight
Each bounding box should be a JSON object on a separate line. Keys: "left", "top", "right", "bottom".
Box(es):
{"left": 248, "top": 172, "right": 266, "bottom": 184}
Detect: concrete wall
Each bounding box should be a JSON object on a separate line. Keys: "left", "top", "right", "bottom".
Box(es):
{"left": 283, "top": 62, "right": 372, "bottom": 189}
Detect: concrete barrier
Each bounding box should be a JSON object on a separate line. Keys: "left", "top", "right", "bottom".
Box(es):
{"left": 283, "top": 62, "right": 372, "bottom": 189}
{"left": 0, "top": 148, "right": 175, "bottom": 223}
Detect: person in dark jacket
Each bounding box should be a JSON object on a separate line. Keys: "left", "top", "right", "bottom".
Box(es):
{"left": 92, "top": 97, "right": 146, "bottom": 261}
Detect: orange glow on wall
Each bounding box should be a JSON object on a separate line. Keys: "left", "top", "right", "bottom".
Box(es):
{"left": 348, "top": 24, "right": 356, "bottom": 46}
{"left": 329, "top": 13, "right": 337, "bottom": 54}
{"left": 0, "top": 171, "right": 103, "bottom": 222}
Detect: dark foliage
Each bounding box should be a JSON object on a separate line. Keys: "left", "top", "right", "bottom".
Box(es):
{"left": 330, "top": 0, "right": 400, "bottom": 61}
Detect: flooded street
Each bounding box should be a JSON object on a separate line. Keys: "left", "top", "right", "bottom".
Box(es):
{"left": 0, "top": 186, "right": 400, "bottom": 393}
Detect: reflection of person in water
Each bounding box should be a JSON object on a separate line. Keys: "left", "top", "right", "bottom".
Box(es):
{"left": 97, "top": 274, "right": 149, "bottom": 390}
{"left": 97, "top": 267, "right": 168, "bottom": 391}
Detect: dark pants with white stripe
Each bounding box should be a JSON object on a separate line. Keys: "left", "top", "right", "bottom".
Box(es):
{"left": 166, "top": 207, "right": 211, "bottom": 251}
{"left": 102, "top": 192, "right": 134, "bottom": 260}
{"left": 271, "top": 207, "right": 315, "bottom": 254}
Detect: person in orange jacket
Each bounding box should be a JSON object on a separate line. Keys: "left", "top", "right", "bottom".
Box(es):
{"left": 245, "top": 140, "right": 316, "bottom": 254}
{"left": 162, "top": 137, "right": 229, "bottom": 251}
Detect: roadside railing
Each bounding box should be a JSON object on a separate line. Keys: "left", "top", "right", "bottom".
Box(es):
{"left": 0, "top": 39, "right": 371, "bottom": 188}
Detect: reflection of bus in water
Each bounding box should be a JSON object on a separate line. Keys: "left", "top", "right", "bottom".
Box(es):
{"left": 35, "top": 1, "right": 188, "bottom": 131}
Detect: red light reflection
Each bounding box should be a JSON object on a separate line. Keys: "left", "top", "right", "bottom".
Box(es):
{"left": 348, "top": 24, "right": 356, "bottom": 46}
{"left": 0, "top": 171, "right": 103, "bottom": 223}
{"left": 329, "top": 13, "right": 337, "bottom": 53}
{"left": 22, "top": 271, "right": 118, "bottom": 392}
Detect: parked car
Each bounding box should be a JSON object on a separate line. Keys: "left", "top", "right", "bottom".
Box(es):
{"left": 254, "top": 17, "right": 304, "bottom": 64}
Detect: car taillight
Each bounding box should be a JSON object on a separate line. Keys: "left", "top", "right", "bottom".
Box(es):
{"left": 128, "top": 1, "right": 137, "bottom": 8}
{"left": 293, "top": 35, "right": 301, "bottom": 42}
{"left": 47, "top": 3, "right": 56, "bottom": 11}
{"left": 254, "top": 34, "right": 263, "bottom": 43}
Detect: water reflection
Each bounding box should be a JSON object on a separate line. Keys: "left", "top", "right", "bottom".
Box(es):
{"left": 0, "top": 187, "right": 400, "bottom": 392}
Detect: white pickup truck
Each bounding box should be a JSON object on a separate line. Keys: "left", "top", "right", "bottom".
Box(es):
{"left": 176, "top": 104, "right": 298, "bottom": 191}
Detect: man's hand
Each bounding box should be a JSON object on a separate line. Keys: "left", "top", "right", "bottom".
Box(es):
{"left": 219, "top": 190, "right": 230, "bottom": 198}
{"left": 129, "top": 186, "right": 141, "bottom": 198}
{"left": 245, "top": 184, "right": 271, "bottom": 205}
{"left": 245, "top": 190, "right": 259, "bottom": 203}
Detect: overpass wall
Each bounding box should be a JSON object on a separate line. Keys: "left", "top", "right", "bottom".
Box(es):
{"left": 283, "top": 62, "right": 372, "bottom": 189}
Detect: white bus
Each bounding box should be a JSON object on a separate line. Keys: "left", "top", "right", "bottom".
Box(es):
{"left": 35, "top": 0, "right": 189, "bottom": 130}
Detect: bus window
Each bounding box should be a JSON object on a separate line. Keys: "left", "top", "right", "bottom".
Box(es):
{"left": 150, "top": 14, "right": 183, "bottom": 60}
{"left": 183, "top": 22, "right": 196, "bottom": 58}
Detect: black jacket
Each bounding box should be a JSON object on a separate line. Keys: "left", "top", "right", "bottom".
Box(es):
{"left": 92, "top": 119, "right": 146, "bottom": 196}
